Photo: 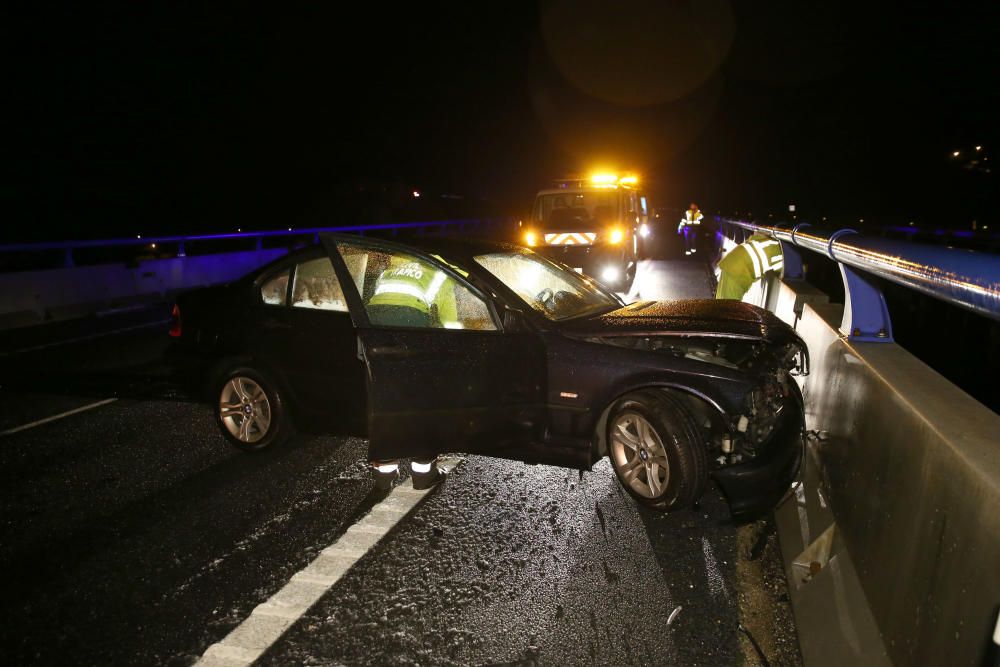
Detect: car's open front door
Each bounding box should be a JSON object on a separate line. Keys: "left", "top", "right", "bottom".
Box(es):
{"left": 323, "top": 235, "right": 546, "bottom": 462}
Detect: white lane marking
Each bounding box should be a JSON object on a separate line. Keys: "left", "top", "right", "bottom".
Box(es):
{"left": 196, "top": 457, "right": 465, "bottom": 667}
{"left": 0, "top": 398, "right": 118, "bottom": 437}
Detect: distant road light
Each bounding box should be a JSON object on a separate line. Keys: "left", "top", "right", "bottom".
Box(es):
{"left": 412, "top": 190, "right": 421, "bottom": 198}
{"left": 976, "top": 145, "right": 982, "bottom": 151}
{"left": 953, "top": 151, "right": 961, "bottom": 157}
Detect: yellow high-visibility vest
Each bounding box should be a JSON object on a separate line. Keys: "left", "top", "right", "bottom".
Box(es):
{"left": 685, "top": 209, "right": 703, "bottom": 225}
{"left": 716, "top": 234, "right": 784, "bottom": 300}
{"left": 369, "top": 258, "right": 460, "bottom": 327}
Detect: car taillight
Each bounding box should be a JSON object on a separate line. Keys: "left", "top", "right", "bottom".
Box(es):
{"left": 169, "top": 304, "right": 182, "bottom": 337}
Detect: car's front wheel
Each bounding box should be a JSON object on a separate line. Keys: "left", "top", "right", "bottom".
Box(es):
{"left": 215, "top": 367, "right": 294, "bottom": 452}
{"left": 607, "top": 390, "right": 708, "bottom": 511}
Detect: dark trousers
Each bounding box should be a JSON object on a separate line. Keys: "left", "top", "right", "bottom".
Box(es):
{"left": 682, "top": 226, "right": 697, "bottom": 252}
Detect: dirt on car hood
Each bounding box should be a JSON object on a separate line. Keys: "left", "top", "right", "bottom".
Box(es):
{"left": 559, "top": 299, "right": 801, "bottom": 344}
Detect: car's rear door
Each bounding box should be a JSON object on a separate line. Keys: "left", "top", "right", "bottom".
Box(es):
{"left": 250, "top": 249, "right": 366, "bottom": 434}
{"left": 322, "top": 235, "right": 546, "bottom": 462}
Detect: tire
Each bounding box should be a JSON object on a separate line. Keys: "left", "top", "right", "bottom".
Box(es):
{"left": 607, "top": 390, "right": 708, "bottom": 511}
{"left": 215, "top": 366, "right": 294, "bottom": 452}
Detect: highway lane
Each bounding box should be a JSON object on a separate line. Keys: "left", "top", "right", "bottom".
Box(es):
{"left": 0, "top": 394, "right": 377, "bottom": 665}
{"left": 0, "top": 258, "right": 800, "bottom": 665}
{"left": 257, "top": 456, "right": 797, "bottom": 666}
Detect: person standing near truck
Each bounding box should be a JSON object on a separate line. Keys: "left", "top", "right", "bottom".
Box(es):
{"left": 677, "top": 203, "right": 703, "bottom": 256}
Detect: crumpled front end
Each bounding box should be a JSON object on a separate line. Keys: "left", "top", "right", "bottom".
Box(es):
{"left": 561, "top": 299, "right": 809, "bottom": 519}
{"left": 712, "top": 372, "right": 805, "bottom": 522}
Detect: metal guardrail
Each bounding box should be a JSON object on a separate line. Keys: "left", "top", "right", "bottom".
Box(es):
{"left": 0, "top": 219, "right": 510, "bottom": 269}
{"left": 716, "top": 218, "right": 1000, "bottom": 342}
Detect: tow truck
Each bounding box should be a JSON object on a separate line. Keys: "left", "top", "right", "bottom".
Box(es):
{"left": 521, "top": 173, "right": 650, "bottom": 290}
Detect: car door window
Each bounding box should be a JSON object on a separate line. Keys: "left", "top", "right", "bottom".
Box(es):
{"left": 260, "top": 268, "right": 290, "bottom": 305}
{"left": 337, "top": 242, "right": 496, "bottom": 330}
{"left": 291, "top": 257, "right": 348, "bottom": 312}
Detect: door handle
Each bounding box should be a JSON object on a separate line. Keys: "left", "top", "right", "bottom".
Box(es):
{"left": 370, "top": 345, "right": 412, "bottom": 357}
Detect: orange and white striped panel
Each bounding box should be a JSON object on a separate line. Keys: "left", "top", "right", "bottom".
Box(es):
{"left": 543, "top": 232, "right": 597, "bottom": 246}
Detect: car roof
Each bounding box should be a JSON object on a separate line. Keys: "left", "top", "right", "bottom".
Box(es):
{"left": 319, "top": 232, "right": 525, "bottom": 264}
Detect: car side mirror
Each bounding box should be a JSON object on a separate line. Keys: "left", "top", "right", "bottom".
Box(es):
{"left": 502, "top": 307, "right": 529, "bottom": 333}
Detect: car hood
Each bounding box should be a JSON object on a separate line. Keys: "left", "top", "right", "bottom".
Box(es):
{"left": 559, "top": 299, "right": 800, "bottom": 344}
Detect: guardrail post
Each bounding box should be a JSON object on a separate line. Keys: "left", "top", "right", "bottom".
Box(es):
{"left": 64, "top": 248, "right": 74, "bottom": 268}
{"left": 779, "top": 241, "right": 805, "bottom": 280}
{"left": 839, "top": 264, "right": 894, "bottom": 342}
{"left": 177, "top": 242, "right": 186, "bottom": 258}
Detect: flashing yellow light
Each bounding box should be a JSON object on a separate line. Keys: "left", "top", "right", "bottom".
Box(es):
{"left": 607, "top": 227, "right": 624, "bottom": 244}
{"left": 524, "top": 230, "right": 538, "bottom": 247}
{"left": 590, "top": 173, "right": 639, "bottom": 188}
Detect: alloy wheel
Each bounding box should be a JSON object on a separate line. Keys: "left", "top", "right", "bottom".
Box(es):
{"left": 610, "top": 410, "right": 671, "bottom": 498}
{"left": 219, "top": 376, "right": 272, "bottom": 444}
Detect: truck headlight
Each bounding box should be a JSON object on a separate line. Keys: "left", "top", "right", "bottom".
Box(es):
{"left": 607, "top": 228, "right": 624, "bottom": 244}
{"left": 602, "top": 266, "right": 619, "bottom": 282}
{"left": 524, "top": 231, "right": 538, "bottom": 247}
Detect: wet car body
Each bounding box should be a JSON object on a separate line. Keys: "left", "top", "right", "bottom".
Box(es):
{"left": 171, "top": 234, "right": 807, "bottom": 519}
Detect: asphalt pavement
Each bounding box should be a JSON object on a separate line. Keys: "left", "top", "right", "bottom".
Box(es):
{"left": 0, "top": 257, "right": 801, "bottom": 666}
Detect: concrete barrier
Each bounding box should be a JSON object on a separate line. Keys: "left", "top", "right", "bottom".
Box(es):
{"left": 0, "top": 248, "right": 287, "bottom": 328}
{"left": 0, "top": 218, "right": 515, "bottom": 331}
{"left": 767, "top": 279, "right": 1000, "bottom": 666}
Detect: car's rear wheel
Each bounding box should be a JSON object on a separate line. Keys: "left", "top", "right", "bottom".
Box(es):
{"left": 608, "top": 390, "right": 708, "bottom": 511}
{"left": 215, "top": 367, "right": 294, "bottom": 452}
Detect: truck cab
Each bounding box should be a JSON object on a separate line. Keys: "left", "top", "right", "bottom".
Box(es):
{"left": 522, "top": 174, "right": 649, "bottom": 290}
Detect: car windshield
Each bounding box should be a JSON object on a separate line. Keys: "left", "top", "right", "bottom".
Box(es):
{"left": 474, "top": 250, "right": 621, "bottom": 321}
{"left": 533, "top": 191, "right": 620, "bottom": 230}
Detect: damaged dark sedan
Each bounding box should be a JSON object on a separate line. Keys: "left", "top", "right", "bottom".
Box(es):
{"left": 171, "top": 234, "right": 808, "bottom": 520}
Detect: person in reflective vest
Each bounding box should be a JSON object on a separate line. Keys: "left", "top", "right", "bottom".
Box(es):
{"left": 677, "top": 203, "right": 704, "bottom": 256}
{"left": 715, "top": 233, "right": 785, "bottom": 300}
{"left": 366, "top": 257, "right": 461, "bottom": 329}
{"left": 366, "top": 256, "right": 457, "bottom": 491}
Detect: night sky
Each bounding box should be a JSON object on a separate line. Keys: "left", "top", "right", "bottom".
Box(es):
{"left": 7, "top": 2, "right": 998, "bottom": 242}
